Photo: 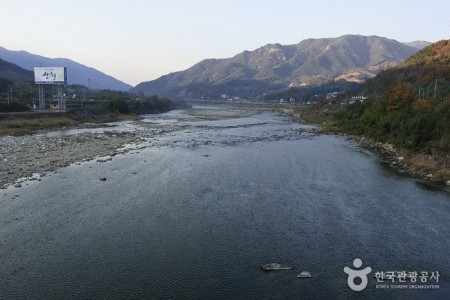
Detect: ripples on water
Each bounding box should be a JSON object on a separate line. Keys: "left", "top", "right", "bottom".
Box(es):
{"left": 0, "top": 105, "right": 449, "bottom": 299}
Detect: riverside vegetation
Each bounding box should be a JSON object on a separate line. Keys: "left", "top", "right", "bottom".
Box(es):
{"left": 296, "top": 84, "right": 449, "bottom": 184}
{"left": 297, "top": 40, "right": 450, "bottom": 184}
{"left": 0, "top": 95, "right": 187, "bottom": 136}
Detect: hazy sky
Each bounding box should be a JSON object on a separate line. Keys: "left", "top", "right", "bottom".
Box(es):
{"left": 1, "top": 0, "right": 449, "bottom": 86}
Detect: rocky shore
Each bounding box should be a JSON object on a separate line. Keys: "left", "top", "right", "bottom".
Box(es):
{"left": 320, "top": 127, "right": 450, "bottom": 186}
{"left": 288, "top": 110, "right": 450, "bottom": 186}
{"left": 0, "top": 131, "right": 142, "bottom": 189}
{"left": 0, "top": 106, "right": 259, "bottom": 190}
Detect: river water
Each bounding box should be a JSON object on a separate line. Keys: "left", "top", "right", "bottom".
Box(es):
{"left": 1, "top": 105, "right": 449, "bottom": 299}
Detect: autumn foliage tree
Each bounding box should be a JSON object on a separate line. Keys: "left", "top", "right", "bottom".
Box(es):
{"left": 386, "top": 83, "right": 416, "bottom": 112}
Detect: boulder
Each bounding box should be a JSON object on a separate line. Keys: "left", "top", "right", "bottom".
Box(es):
{"left": 261, "top": 263, "right": 293, "bottom": 271}
{"left": 297, "top": 271, "right": 313, "bottom": 278}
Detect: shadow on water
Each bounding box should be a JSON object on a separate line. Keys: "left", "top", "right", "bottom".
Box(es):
{"left": 415, "top": 180, "right": 450, "bottom": 195}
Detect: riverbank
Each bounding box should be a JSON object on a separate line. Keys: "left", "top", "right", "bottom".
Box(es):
{"left": 284, "top": 105, "right": 450, "bottom": 185}
{"left": 2, "top": 104, "right": 449, "bottom": 299}
{"left": 0, "top": 104, "right": 255, "bottom": 190}
{"left": 0, "top": 131, "right": 143, "bottom": 189}
{"left": 0, "top": 95, "right": 189, "bottom": 136}
{"left": 0, "top": 111, "right": 140, "bottom": 136}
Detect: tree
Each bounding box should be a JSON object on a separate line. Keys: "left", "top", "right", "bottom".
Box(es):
{"left": 386, "top": 83, "right": 416, "bottom": 112}
{"left": 108, "top": 99, "right": 129, "bottom": 113}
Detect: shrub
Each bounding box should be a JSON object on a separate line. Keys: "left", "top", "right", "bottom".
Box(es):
{"left": 107, "top": 99, "right": 129, "bottom": 113}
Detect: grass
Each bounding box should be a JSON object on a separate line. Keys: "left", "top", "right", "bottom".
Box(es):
{"left": 0, "top": 96, "right": 173, "bottom": 136}
{"left": 0, "top": 114, "right": 75, "bottom": 135}
{"left": 435, "top": 168, "right": 450, "bottom": 182}
{"left": 0, "top": 112, "right": 137, "bottom": 136}
{"left": 403, "top": 154, "right": 439, "bottom": 173}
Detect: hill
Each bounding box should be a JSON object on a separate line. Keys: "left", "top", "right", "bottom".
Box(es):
{"left": 0, "top": 58, "right": 33, "bottom": 82}
{"left": 401, "top": 40, "right": 450, "bottom": 66}
{"left": 134, "top": 35, "right": 420, "bottom": 99}
{"left": 298, "top": 40, "right": 450, "bottom": 183}
{"left": 331, "top": 40, "right": 449, "bottom": 180}
{"left": 359, "top": 39, "right": 450, "bottom": 97}
{"left": 0, "top": 47, "right": 132, "bottom": 91}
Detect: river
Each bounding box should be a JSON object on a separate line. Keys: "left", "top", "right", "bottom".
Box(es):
{"left": 0, "top": 105, "right": 449, "bottom": 299}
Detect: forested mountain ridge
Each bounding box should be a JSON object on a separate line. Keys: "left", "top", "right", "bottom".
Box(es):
{"left": 134, "top": 35, "right": 419, "bottom": 99}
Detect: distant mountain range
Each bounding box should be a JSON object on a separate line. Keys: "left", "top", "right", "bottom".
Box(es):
{"left": 0, "top": 47, "right": 132, "bottom": 91}
{"left": 402, "top": 40, "right": 432, "bottom": 50}
{"left": 134, "top": 35, "right": 429, "bottom": 99}
{"left": 0, "top": 58, "right": 33, "bottom": 82}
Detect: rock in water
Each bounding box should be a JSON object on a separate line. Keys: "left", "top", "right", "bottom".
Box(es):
{"left": 297, "top": 271, "right": 313, "bottom": 278}
{"left": 261, "top": 263, "right": 293, "bottom": 271}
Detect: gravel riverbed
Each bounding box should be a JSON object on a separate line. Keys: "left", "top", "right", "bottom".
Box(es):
{"left": 0, "top": 106, "right": 260, "bottom": 190}
{"left": 0, "top": 131, "right": 142, "bottom": 189}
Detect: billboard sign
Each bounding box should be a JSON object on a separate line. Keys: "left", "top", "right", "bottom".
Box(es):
{"left": 34, "top": 67, "right": 67, "bottom": 84}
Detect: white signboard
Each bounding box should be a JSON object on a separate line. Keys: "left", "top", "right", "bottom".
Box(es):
{"left": 34, "top": 67, "right": 67, "bottom": 84}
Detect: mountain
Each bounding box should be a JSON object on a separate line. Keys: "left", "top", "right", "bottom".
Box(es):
{"left": 402, "top": 41, "right": 432, "bottom": 50}
{"left": 0, "top": 47, "right": 132, "bottom": 91}
{"left": 334, "top": 40, "right": 450, "bottom": 159}
{"left": 134, "top": 35, "right": 420, "bottom": 99}
{"left": 359, "top": 39, "right": 450, "bottom": 96}
{"left": 401, "top": 39, "right": 450, "bottom": 67}
{"left": 0, "top": 58, "right": 33, "bottom": 82}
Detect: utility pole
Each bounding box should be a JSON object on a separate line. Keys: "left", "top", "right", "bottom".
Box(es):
{"left": 88, "top": 78, "right": 91, "bottom": 102}
{"left": 7, "top": 86, "right": 13, "bottom": 106}
{"left": 82, "top": 87, "right": 85, "bottom": 109}
{"left": 434, "top": 78, "right": 437, "bottom": 99}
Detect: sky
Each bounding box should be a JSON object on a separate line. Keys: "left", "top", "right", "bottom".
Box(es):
{"left": 1, "top": 0, "right": 449, "bottom": 86}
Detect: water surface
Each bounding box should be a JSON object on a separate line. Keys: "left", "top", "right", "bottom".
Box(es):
{"left": 0, "top": 105, "right": 448, "bottom": 299}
